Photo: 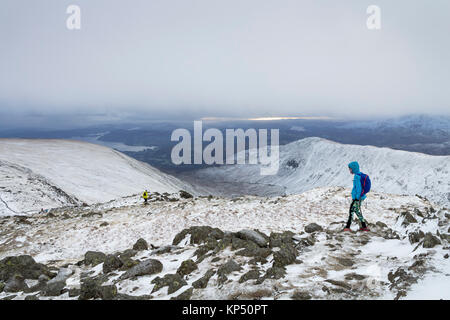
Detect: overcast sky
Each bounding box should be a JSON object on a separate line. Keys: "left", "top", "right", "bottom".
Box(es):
{"left": 0, "top": 0, "right": 449, "bottom": 128}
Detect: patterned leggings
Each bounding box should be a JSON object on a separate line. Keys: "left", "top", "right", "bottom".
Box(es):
{"left": 346, "top": 199, "right": 367, "bottom": 228}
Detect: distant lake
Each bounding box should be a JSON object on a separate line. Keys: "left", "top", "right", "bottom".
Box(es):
{"left": 69, "top": 133, "right": 157, "bottom": 152}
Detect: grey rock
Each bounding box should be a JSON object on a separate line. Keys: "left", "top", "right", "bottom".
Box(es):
{"left": 423, "top": 233, "right": 441, "bottom": 248}
{"left": 172, "top": 226, "right": 224, "bottom": 246}
{"left": 171, "top": 287, "right": 193, "bottom": 300}
{"left": 97, "top": 285, "right": 118, "bottom": 300}
{"left": 0, "top": 255, "right": 54, "bottom": 281}
{"left": 217, "top": 260, "right": 241, "bottom": 277}
{"left": 344, "top": 273, "right": 366, "bottom": 281}
{"left": 179, "top": 190, "right": 193, "bottom": 199}
{"left": 42, "top": 280, "right": 66, "bottom": 296}
{"left": 119, "top": 259, "right": 163, "bottom": 280}
{"left": 408, "top": 230, "right": 425, "bottom": 244}
{"left": 84, "top": 251, "right": 106, "bottom": 266}
{"left": 325, "top": 279, "right": 352, "bottom": 290}
{"left": 336, "top": 257, "right": 354, "bottom": 267}
{"left": 192, "top": 269, "right": 215, "bottom": 289}
{"left": 239, "top": 270, "right": 260, "bottom": 283}
{"left": 401, "top": 211, "right": 417, "bottom": 225}
{"left": 258, "top": 267, "right": 286, "bottom": 283}
{"left": 235, "top": 247, "right": 272, "bottom": 259}
{"left": 151, "top": 245, "right": 181, "bottom": 255}
{"left": 103, "top": 254, "right": 123, "bottom": 274}
{"left": 79, "top": 277, "right": 112, "bottom": 300}
{"left": 69, "top": 288, "right": 81, "bottom": 297}
{"left": 151, "top": 274, "right": 187, "bottom": 294}
{"left": 291, "top": 291, "right": 312, "bottom": 300}
{"left": 132, "top": 238, "right": 149, "bottom": 251}
{"left": 305, "top": 223, "right": 323, "bottom": 233}
{"left": 176, "top": 259, "right": 198, "bottom": 276}
{"left": 117, "top": 249, "right": 138, "bottom": 270}
{"left": 273, "top": 244, "right": 297, "bottom": 268}
{"left": 4, "top": 274, "right": 28, "bottom": 293}
{"left": 235, "top": 229, "right": 269, "bottom": 247}
{"left": 269, "top": 231, "right": 295, "bottom": 248}
{"left": 49, "top": 268, "right": 73, "bottom": 284}
{"left": 375, "top": 221, "right": 388, "bottom": 229}
{"left": 114, "top": 293, "right": 153, "bottom": 300}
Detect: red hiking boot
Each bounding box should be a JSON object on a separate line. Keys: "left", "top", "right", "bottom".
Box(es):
{"left": 359, "top": 227, "right": 370, "bottom": 232}
{"left": 343, "top": 228, "right": 352, "bottom": 232}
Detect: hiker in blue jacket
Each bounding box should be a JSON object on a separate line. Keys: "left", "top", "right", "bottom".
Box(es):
{"left": 344, "top": 161, "right": 370, "bottom": 231}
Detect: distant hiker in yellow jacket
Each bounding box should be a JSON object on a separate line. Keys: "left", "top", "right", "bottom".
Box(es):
{"left": 142, "top": 190, "right": 149, "bottom": 204}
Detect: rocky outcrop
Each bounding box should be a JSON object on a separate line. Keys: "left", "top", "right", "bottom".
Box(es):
{"left": 0, "top": 255, "right": 54, "bottom": 282}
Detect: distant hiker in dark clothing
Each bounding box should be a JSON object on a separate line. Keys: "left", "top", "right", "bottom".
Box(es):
{"left": 344, "top": 161, "right": 371, "bottom": 232}
{"left": 142, "top": 190, "right": 149, "bottom": 204}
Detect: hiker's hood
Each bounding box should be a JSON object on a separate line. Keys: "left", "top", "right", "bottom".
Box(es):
{"left": 348, "top": 161, "right": 360, "bottom": 174}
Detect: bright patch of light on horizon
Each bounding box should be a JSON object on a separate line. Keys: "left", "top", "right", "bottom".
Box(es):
{"left": 201, "top": 116, "right": 333, "bottom": 121}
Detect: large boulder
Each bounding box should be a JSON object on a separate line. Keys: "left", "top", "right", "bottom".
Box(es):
{"left": 0, "top": 255, "right": 54, "bottom": 281}
{"left": 305, "top": 223, "right": 323, "bottom": 233}
{"left": 172, "top": 226, "right": 224, "bottom": 246}
{"left": 235, "top": 229, "right": 269, "bottom": 247}
{"left": 119, "top": 259, "right": 163, "bottom": 280}
{"left": 84, "top": 251, "right": 107, "bottom": 266}
{"left": 132, "top": 238, "right": 149, "bottom": 251}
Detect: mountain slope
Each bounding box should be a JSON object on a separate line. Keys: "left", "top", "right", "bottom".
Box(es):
{"left": 184, "top": 137, "right": 450, "bottom": 205}
{"left": 0, "top": 187, "right": 448, "bottom": 300}
{"left": 0, "top": 139, "right": 195, "bottom": 216}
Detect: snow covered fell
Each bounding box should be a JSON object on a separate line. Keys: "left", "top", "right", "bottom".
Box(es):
{"left": 0, "top": 139, "right": 194, "bottom": 216}
{"left": 188, "top": 137, "right": 450, "bottom": 205}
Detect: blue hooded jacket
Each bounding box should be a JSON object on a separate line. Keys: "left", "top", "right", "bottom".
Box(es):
{"left": 348, "top": 161, "right": 366, "bottom": 201}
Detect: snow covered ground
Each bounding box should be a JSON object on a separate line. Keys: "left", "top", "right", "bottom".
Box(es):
{"left": 0, "top": 187, "right": 448, "bottom": 300}
{"left": 185, "top": 137, "right": 450, "bottom": 205}
{"left": 0, "top": 139, "right": 196, "bottom": 216}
